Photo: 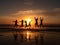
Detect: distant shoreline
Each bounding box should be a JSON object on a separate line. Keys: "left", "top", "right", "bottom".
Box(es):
{"left": 0, "top": 28, "right": 60, "bottom": 32}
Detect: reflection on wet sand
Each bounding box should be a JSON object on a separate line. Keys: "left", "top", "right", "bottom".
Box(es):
{"left": 40, "top": 31, "right": 45, "bottom": 45}
{"left": 13, "top": 30, "right": 46, "bottom": 45}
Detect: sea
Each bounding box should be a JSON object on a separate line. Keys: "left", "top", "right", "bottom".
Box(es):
{"left": 0, "top": 26, "right": 60, "bottom": 45}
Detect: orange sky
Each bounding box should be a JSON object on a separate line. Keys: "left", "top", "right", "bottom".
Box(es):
{"left": 0, "top": 0, "right": 60, "bottom": 25}
{"left": 0, "top": 10, "right": 60, "bottom": 25}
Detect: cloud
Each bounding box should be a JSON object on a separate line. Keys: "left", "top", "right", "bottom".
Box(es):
{"left": 0, "top": 0, "right": 60, "bottom": 17}
{"left": 42, "top": 8, "right": 60, "bottom": 16}
{"left": 11, "top": 8, "right": 60, "bottom": 17}
{"left": 24, "top": 0, "right": 33, "bottom": 5}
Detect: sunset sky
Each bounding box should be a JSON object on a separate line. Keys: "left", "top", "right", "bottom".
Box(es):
{"left": 0, "top": 0, "right": 60, "bottom": 25}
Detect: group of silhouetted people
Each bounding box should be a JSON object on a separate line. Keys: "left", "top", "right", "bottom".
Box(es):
{"left": 35, "top": 17, "right": 43, "bottom": 27}
{"left": 13, "top": 17, "right": 43, "bottom": 28}
{"left": 13, "top": 19, "right": 31, "bottom": 28}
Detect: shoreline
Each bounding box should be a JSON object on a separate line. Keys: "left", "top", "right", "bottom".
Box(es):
{"left": 0, "top": 28, "right": 60, "bottom": 32}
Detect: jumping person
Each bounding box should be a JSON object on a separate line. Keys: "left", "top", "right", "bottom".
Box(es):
{"left": 40, "top": 17, "right": 43, "bottom": 27}
{"left": 34, "top": 17, "right": 38, "bottom": 27}
{"left": 13, "top": 20, "right": 18, "bottom": 28}
{"left": 20, "top": 20, "right": 24, "bottom": 27}
{"left": 28, "top": 21, "right": 31, "bottom": 27}
{"left": 25, "top": 21, "right": 27, "bottom": 27}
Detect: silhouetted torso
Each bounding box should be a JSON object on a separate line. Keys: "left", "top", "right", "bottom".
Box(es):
{"left": 14, "top": 20, "right": 18, "bottom": 27}
{"left": 40, "top": 17, "right": 43, "bottom": 26}
{"left": 20, "top": 20, "right": 24, "bottom": 27}
{"left": 34, "top": 17, "right": 38, "bottom": 27}
{"left": 28, "top": 21, "right": 31, "bottom": 27}
{"left": 25, "top": 21, "right": 27, "bottom": 27}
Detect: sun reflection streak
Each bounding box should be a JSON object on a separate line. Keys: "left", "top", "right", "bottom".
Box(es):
{"left": 26, "top": 31, "right": 30, "bottom": 40}
{"left": 21, "top": 31, "right": 46, "bottom": 43}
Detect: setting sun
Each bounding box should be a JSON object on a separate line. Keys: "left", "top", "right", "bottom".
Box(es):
{"left": 25, "top": 18, "right": 31, "bottom": 25}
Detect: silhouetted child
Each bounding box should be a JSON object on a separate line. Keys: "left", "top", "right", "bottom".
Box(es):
{"left": 20, "top": 20, "right": 24, "bottom": 27}
{"left": 28, "top": 21, "right": 31, "bottom": 27}
{"left": 25, "top": 21, "right": 27, "bottom": 27}
{"left": 40, "top": 17, "right": 43, "bottom": 27}
{"left": 13, "top": 20, "right": 18, "bottom": 28}
{"left": 34, "top": 17, "right": 38, "bottom": 27}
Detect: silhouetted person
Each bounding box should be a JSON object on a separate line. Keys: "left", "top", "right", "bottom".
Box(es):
{"left": 25, "top": 21, "right": 27, "bottom": 27}
{"left": 34, "top": 17, "right": 38, "bottom": 27}
{"left": 28, "top": 21, "right": 31, "bottom": 27}
{"left": 13, "top": 20, "right": 18, "bottom": 28}
{"left": 40, "top": 17, "right": 43, "bottom": 27}
{"left": 20, "top": 20, "right": 24, "bottom": 27}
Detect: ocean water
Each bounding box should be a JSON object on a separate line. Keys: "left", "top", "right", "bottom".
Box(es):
{"left": 0, "top": 30, "right": 60, "bottom": 45}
